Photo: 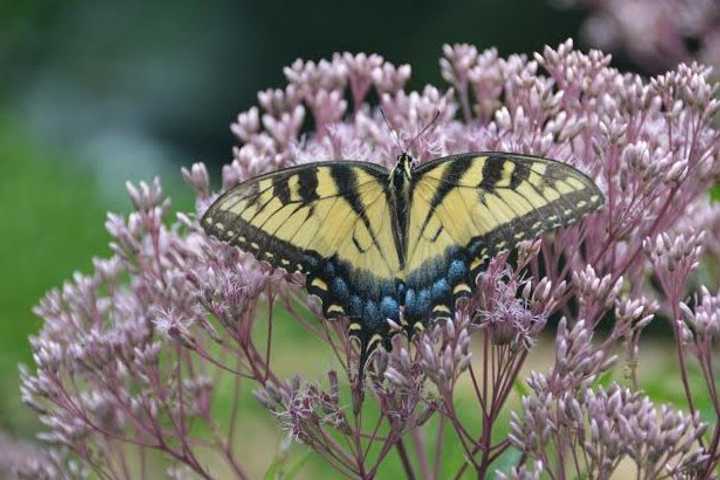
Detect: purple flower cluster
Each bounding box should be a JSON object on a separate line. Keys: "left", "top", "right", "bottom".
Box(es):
{"left": 19, "top": 41, "right": 720, "bottom": 478}
{"left": 557, "top": 0, "right": 720, "bottom": 72}
{"left": 511, "top": 379, "right": 708, "bottom": 479}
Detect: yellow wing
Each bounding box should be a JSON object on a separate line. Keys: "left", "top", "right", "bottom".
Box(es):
{"left": 402, "top": 153, "right": 604, "bottom": 322}
{"left": 202, "top": 161, "right": 403, "bottom": 328}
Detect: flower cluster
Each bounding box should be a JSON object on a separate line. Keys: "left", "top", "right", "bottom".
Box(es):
{"left": 511, "top": 381, "right": 708, "bottom": 479}
{"left": 18, "top": 41, "right": 720, "bottom": 478}
{"left": 512, "top": 320, "right": 710, "bottom": 478}
{"left": 556, "top": 0, "right": 720, "bottom": 72}
{"left": 0, "top": 433, "right": 84, "bottom": 480}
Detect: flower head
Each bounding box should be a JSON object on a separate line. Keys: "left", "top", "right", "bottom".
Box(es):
{"left": 511, "top": 383, "right": 708, "bottom": 478}
{"left": 557, "top": 0, "right": 720, "bottom": 72}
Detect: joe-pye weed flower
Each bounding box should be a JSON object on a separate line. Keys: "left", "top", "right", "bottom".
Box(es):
{"left": 555, "top": 0, "right": 720, "bottom": 73}
{"left": 18, "top": 40, "right": 720, "bottom": 478}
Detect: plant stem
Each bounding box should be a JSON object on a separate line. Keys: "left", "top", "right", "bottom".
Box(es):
{"left": 396, "top": 438, "right": 417, "bottom": 480}
{"left": 432, "top": 416, "right": 446, "bottom": 480}
{"left": 411, "top": 426, "right": 430, "bottom": 480}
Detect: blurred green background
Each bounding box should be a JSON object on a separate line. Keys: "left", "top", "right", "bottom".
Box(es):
{"left": 2, "top": 1, "right": 680, "bottom": 477}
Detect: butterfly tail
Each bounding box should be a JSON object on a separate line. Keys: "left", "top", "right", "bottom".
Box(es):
{"left": 357, "top": 336, "right": 372, "bottom": 385}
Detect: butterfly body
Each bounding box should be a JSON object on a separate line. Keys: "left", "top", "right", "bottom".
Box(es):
{"left": 388, "top": 152, "right": 414, "bottom": 269}
{"left": 202, "top": 152, "right": 604, "bottom": 359}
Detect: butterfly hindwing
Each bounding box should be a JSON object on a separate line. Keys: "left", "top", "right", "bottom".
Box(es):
{"left": 403, "top": 153, "right": 604, "bottom": 325}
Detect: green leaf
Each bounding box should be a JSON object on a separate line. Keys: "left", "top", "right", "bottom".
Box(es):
{"left": 512, "top": 377, "right": 529, "bottom": 398}
{"left": 593, "top": 368, "right": 615, "bottom": 389}
{"left": 490, "top": 446, "right": 522, "bottom": 476}
{"left": 264, "top": 445, "right": 313, "bottom": 480}
{"left": 283, "top": 449, "right": 313, "bottom": 479}
{"left": 711, "top": 184, "right": 720, "bottom": 202}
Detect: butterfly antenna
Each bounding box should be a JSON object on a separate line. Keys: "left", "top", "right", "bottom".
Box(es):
{"left": 408, "top": 109, "right": 441, "bottom": 152}
{"left": 379, "top": 107, "right": 406, "bottom": 154}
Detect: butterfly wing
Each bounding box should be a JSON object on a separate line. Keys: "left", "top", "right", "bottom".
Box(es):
{"left": 402, "top": 152, "right": 604, "bottom": 326}
{"left": 202, "top": 161, "right": 403, "bottom": 340}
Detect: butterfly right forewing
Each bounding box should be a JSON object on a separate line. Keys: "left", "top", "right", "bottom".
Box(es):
{"left": 400, "top": 153, "right": 604, "bottom": 327}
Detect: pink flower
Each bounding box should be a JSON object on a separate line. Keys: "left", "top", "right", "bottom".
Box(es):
{"left": 557, "top": 0, "right": 720, "bottom": 72}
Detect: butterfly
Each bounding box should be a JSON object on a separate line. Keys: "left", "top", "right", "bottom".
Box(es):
{"left": 202, "top": 152, "right": 604, "bottom": 371}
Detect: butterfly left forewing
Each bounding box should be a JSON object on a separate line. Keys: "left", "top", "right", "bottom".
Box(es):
{"left": 402, "top": 153, "right": 604, "bottom": 325}
{"left": 202, "top": 161, "right": 405, "bottom": 350}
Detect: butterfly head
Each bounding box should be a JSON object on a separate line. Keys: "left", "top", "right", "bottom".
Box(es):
{"left": 398, "top": 152, "right": 414, "bottom": 174}
{"left": 390, "top": 152, "right": 414, "bottom": 192}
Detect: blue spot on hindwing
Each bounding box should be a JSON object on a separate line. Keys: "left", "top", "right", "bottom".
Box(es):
{"left": 426, "top": 258, "right": 443, "bottom": 281}
{"left": 416, "top": 289, "right": 431, "bottom": 314}
{"left": 331, "top": 278, "right": 349, "bottom": 302}
{"left": 349, "top": 295, "right": 362, "bottom": 317}
{"left": 380, "top": 296, "right": 399, "bottom": 320}
{"left": 380, "top": 280, "right": 395, "bottom": 297}
{"left": 353, "top": 272, "right": 380, "bottom": 300}
{"left": 363, "top": 301, "right": 381, "bottom": 329}
{"left": 303, "top": 255, "right": 319, "bottom": 270}
{"left": 405, "top": 289, "right": 417, "bottom": 315}
{"left": 323, "top": 262, "right": 335, "bottom": 276}
{"left": 447, "top": 259, "right": 468, "bottom": 283}
{"left": 431, "top": 278, "right": 450, "bottom": 301}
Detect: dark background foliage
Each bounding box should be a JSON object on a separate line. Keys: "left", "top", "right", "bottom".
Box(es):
{"left": 2, "top": 1, "right": 591, "bottom": 172}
